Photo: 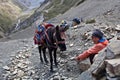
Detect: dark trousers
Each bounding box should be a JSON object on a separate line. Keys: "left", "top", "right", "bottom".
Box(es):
{"left": 89, "top": 54, "right": 96, "bottom": 64}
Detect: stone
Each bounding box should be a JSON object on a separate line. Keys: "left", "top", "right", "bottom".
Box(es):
{"left": 13, "top": 78, "right": 21, "bottom": 80}
{"left": 105, "top": 47, "right": 115, "bottom": 59}
{"left": 73, "top": 25, "right": 78, "bottom": 29}
{"left": 23, "top": 60, "right": 31, "bottom": 65}
{"left": 17, "top": 70, "right": 25, "bottom": 77}
{"left": 89, "top": 48, "right": 107, "bottom": 76}
{"left": 16, "top": 63, "right": 27, "bottom": 69}
{"left": 77, "top": 48, "right": 81, "bottom": 51}
{"left": 61, "top": 76, "right": 68, "bottom": 80}
{"left": 25, "top": 49, "right": 29, "bottom": 52}
{"left": 91, "top": 61, "right": 105, "bottom": 76}
{"left": 24, "top": 53, "right": 31, "bottom": 58}
{"left": 16, "top": 56, "right": 19, "bottom": 59}
{"left": 70, "top": 57, "right": 75, "bottom": 61}
{"left": 54, "top": 72, "right": 59, "bottom": 76}
{"left": 117, "top": 33, "right": 120, "bottom": 40}
{"left": 22, "top": 76, "right": 30, "bottom": 80}
{"left": 77, "top": 59, "right": 90, "bottom": 72}
{"left": 19, "top": 51, "right": 23, "bottom": 54}
{"left": 107, "top": 76, "right": 120, "bottom": 80}
{"left": 105, "top": 58, "right": 120, "bottom": 77}
{"left": 28, "top": 70, "right": 35, "bottom": 76}
{"left": 107, "top": 37, "right": 120, "bottom": 57}
{"left": 24, "top": 44, "right": 29, "bottom": 48}
{"left": 115, "top": 25, "right": 120, "bottom": 32}
{"left": 75, "top": 70, "right": 96, "bottom": 80}
{"left": 52, "top": 75, "right": 60, "bottom": 80}
{"left": 18, "top": 54, "right": 23, "bottom": 58}
{"left": 12, "top": 69, "right": 18, "bottom": 75}
{"left": 84, "top": 43, "right": 88, "bottom": 46}
{"left": 65, "top": 60, "right": 80, "bottom": 73}
{"left": 117, "top": 36, "right": 120, "bottom": 40}
{"left": 17, "top": 63, "right": 23, "bottom": 68}
{"left": 69, "top": 43, "right": 74, "bottom": 47}
{"left": 82, "top": 31, "right": 92, "bottom": 40}
{"left": 3, "top": 66, "right": 10, "bottom": 70}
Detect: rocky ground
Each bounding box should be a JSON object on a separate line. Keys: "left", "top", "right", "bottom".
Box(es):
{"left": 0, "top": 23, "right": 92, "bottom": 80}
{"left": 0, "top": 20, "right": 120, "bottom": 80}
{"left": 0, "top": 0, "right": 120, "bottom": 80}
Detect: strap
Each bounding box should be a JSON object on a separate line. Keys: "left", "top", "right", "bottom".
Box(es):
{"left": 44, "top": 31, "right": 51, "bottom": 43}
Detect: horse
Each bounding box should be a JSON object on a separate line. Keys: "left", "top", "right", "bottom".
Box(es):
{"left": 37, "top": 25, "right": 67, "bottom": 72}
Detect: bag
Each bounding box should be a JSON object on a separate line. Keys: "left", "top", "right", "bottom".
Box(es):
{"left": 34, "top": 25, "right": 45, "bottom": 45}
{"left": 43, "top": 22, "right": 54, "bottom": 29}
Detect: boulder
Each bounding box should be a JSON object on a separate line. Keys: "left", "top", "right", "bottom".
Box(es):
{"left": 76, "top": 48, "right": 107, "bottom": 80}
{"left": 65, "top": 60, "right": 80, "bottom": 72}
{"left": 105, "top": 58, "right": 120, "bottom": 78}
{"left": 75, "top": 70, "right": 96, "bottom": 80}
{"left": 91, "top": 37, "right": 120, "bottom": 76}
{"left": 107, "top": 37, "right": 120, "bottom": 58}
{"left": 77, "top": 59, "right": 91, "bottom": 72}
{"left": 90, "top": 48, "right": 107, "bottom": 76}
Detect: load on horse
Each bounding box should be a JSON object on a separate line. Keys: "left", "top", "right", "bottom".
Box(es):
{"left": 33, "top": 22, "right": 69, "bottom": 72}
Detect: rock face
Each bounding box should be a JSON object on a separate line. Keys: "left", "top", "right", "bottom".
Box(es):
{"left": 107, "top": 37, "right": 120, "bottom": 58}
{"left": 105, "top": 58, "right": 120, "bottom": 78}
{"left": 106, "top": 38, "right": 120, "bottom": 78}
{"left": 78, "top": 59, "right": 91, "bottom": 72}
{"left": 76, "top": 70, "right": 96, "bottom": 80}
{"left": 0, "top": 0, "right": 22, "bottom": 36}
{"left": 76, "top": 36, "right": 120, "bottom": 80}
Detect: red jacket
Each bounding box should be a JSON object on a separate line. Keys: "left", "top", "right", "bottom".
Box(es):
{"left": 76, "top": 40, "right": 108, "bottom": 60}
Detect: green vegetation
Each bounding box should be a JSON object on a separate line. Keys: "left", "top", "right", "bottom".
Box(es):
{"left": 12, "top": 0, "right": 28, "bottom": 11}
{"left": 43, "top": 0, "right": 84, "bottom": 20}
{"left": 0, "top": 15, "right": 12, "bottom": 33}
{"left": 85, "top": 19, "right": 96, "bottom": 24}
{"left": 0, "top": 0, "right": 22, "bottom": 33}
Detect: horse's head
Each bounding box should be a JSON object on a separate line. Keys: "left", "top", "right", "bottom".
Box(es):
{"left": 55, "top": 25, "right": 67, "bottom": 51}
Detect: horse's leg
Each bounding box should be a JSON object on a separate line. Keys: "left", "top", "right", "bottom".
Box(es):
{"left": 38, "top": 46, "right": 43, "bottom": 63}
{"left": 42, "top": 47, "right": 48, "bottom": 63}
{"left": 54, "top": 48, "right": 58, "bottom": 67}
{"left": 48, "top": 48, "right": 53, "bottom": 72}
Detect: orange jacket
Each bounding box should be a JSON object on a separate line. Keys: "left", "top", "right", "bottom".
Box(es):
{"left": 76, "top": 40, "right": 108, "bottom": 60}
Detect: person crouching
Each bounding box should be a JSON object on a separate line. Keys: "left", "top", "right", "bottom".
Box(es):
{"left": 74, "top": 29, "right": 108, "bottom": 64}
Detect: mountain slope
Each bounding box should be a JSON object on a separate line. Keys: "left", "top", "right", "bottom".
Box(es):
{"left": 42, "top": 0, "right": 86, "bottom": 20}
{"left": 0, "top": 0, "right": 44, "bottom": 38}
{"left": 54, "top": 0, "right": 120, "bottom": 24}
{"left": 0, "top": 0, "right": 22, "bottom": 37}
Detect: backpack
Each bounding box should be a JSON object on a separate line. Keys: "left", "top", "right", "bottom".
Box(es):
{"left": 34, "top": 25, "right": 45, "bottom": 45}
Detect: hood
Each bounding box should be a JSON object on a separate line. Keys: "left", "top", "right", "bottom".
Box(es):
{"left": 101, "top": 40, "right": 109, "bottom": 46}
